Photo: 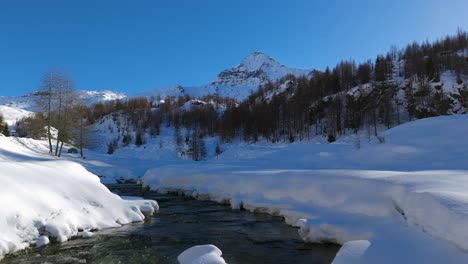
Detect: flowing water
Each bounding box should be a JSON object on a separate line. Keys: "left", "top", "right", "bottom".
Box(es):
{"left": 2, "top": 187, "right": 340, "bottom": 264}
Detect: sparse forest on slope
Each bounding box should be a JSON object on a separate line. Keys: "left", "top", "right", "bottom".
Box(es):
{"left": 14, "top": 30, "right": 468, "bottom": 160}
{"left": 221, "top": 29, "right": 468, "bottom": 144}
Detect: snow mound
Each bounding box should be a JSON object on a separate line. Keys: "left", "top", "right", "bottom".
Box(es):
{"left": 178, "top": 245, "right": 226, "bottom": 264}
{"left": 35, "top": 236, "right": 50, "bottom": 248}
{"left": 80, "top": 231, "right": 94, "bottom": 238}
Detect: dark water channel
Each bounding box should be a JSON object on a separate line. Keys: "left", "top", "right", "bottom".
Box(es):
{"left": 2, "top": 186, "right": 339, "bottom": 264}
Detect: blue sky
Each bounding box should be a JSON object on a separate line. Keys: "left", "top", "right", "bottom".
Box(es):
{"left": 1, "top": 0, "right": 468, "bottom": 96}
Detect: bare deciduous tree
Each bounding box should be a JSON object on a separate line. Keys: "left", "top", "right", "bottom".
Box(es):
{"left": 36, "top": 68, "right": 78, "bottom": 157}
{"left": 36, "top": 68, "right": 56, "bottom": 153}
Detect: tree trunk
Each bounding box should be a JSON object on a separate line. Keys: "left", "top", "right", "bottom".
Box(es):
{"left": 58, "top": 141, "right": 64, "bottom": 157}
{"left": 373, "top": 110, "right": 378, "bottom": 136}
{"left": 47, "top": 78, "right": 53, "bottom": 154}
{"left": 47, "top": 123, "right": 53, "bottom": 154}
{"left": 55, "top": 135, "right": 60, "bottom": 156}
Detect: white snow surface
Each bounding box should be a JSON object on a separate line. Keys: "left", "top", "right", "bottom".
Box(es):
{"left": 143, "top": 115, "right": 468, "bottom": 264}
{"left": 178, "top": 245, "right": 226, "bottom": 264}
{"left": 0, "top": 136, "right": 158, "bottom": 259}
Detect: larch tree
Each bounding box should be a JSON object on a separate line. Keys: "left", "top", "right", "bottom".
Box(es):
{"left": 56, "top": 74, "right": 77, "bottom": 157}
{"left": 36, "top": 68, "right": 56, "bottom": 153}
{"left": 73, "top": 104, "right": 89, "bottom": 158}
{"left": 36, "top": 68, "right": 78, "bottom": 157}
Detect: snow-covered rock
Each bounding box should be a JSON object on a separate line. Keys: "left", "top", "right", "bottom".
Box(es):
{"left": 331, "top": 240, "right": 371, "bottom": 264}
{"left": 177, "top": 245, "right": 226, "bottom": 264}
{"left": 35, "top": 236, "right": 50, "bottom": 248}
{"left": 80, "top": 231, "right": 94, "bottom": 238}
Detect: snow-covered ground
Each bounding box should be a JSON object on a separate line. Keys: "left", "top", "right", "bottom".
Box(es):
{"left": 22, "top": 113, "right": 466, "bottom": 263}
{"left": 2, "top": 104, "right": 468, "bottom": 263}
{"left": 142, "top": 114, "right": 468, "bottom": 264}
{"left": 0, "top": 135, "right": 158, "bottom": 259}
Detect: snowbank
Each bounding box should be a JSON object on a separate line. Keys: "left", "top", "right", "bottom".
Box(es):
{"left": 178, "top": 245, "right": 226, "bottom": 264}
{"left": 144, "top": 168, "right": 468, "bottom": 263}
{"left": 144, "top": 115, "right": 468, "bottom": 263}
{"left": 0, "top": 136, "right": 158, "bottom": 259}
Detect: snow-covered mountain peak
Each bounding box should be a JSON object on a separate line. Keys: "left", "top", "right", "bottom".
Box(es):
{"left": 139, "top": 52, "right": 313, "bottom": 101}
{"left": 237, "top": 51, "right": 281, "bottom": 72}
{"left": 209, "top": 52, "right": 312, "bottom": 89}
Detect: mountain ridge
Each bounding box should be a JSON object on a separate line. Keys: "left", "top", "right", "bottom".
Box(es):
{"left": 139, "top": 51, "right": 312, "bottom": 101}
{"left": 0, "top": 90, "right": 127, "bottom": 125}
{"left": 0, "top": 51, "right": 311, "bottom": 117}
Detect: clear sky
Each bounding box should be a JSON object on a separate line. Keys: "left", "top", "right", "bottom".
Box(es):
{"left": 1, "top": 0, "right": 468, "bottom": 96}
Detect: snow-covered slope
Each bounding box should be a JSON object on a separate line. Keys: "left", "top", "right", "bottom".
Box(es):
{"left": 143, "top": 114, "right": 468, "bottom": 264}
{"left": 0, "top": 136, "right": 157, "bottom": 259}
{"left": 140, "top": 52, "right": 312, "bottom": 101}
{"left": 0, "top": 90, "right": 127, "bottom": 126}
{"left": 0, "top": 90, "right": 126, "bottom": 110}
{"left": 76, "top": 90, "right": 127, "bottom": 106}
{"left": 0, "top": 105, "right": 34, "bottom": 126}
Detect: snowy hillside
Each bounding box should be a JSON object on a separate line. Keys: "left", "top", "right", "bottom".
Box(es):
{"left": 76, "top": 90, "right": 127, "bottom": 106}
{"left": 0, "top": 90, "right": 127, "bottom": 126}
{"left": 139, "top": 52, "right": 312, "bottom": 101}
{"left": 0, "top": 105, "right": 34, "bottom": 126}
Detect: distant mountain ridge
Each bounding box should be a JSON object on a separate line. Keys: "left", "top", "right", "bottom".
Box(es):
{"left": 1, "top": 51, "right": 309, "bottom": 113}
{"left": 0, "top": 52, "right": 310, "bottom": 123}
{"left": 0, "top": 90, "right": 127, "bottom": 125}
{"left": 76, "top": 90, "right": 127, "bottom": 106}
{"left": 140, "top": 52, "right": 312, "bottom": 101}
